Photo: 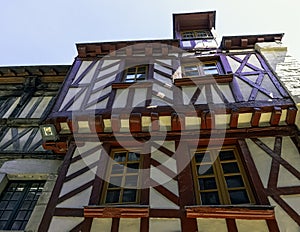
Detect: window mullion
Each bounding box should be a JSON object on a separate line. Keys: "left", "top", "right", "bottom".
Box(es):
{"left": 212, "top": 151, "right": 230, "bottom": 204}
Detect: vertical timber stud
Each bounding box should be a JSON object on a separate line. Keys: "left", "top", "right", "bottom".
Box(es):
{"left": 140, "top": 143, "right": 151, "bottom": 232}
{"left": 129, "top": 113, "right": 142, "bottom": 132}
{"left": 151, "top": 112, "right": 159, "bottom": 131}
{"left": 251, "top": 108, "right": 261, "bottom": 127}
{"left": 226, "top": 219, "right": 238, "bottom": 232}
{"left": 111, "top": 114, "right": 121, "bottom": 132}
{"left": 88, "top": 115, "right": 104, "bottom": 133}
{"left": 171, "top": 112, "right": 185, "bottom": 131}
{"left": 241, "top": 38, "right": 248, "bottom": 48}
{"left": 38, "top": 143, "right": 77, "bottom": 232}
{"left": 111, "top": 218, "right": 120, "bottom": 232}
{"left": 286, "top": 107, "right": 297, "bottom": 125}
{"left": 230, "top": 110, "right": 239, "bottom": 128}
{"left": 270, "top": 107, "right": 282, "bottom": 126}
{"left": 206, "top": 111, "right": 215, "bottom": 129}
{"left": 89, "top": 143, "right": 111, "bottom": 205}
{"left": 175, "top": 141, "right": 198, "bottom": 231}
{"left": 237, "top": 140, "right": 270, "bottom": 205}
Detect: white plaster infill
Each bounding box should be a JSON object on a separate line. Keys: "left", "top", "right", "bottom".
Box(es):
{"left": 0, "top": 159, "right": 62, "bottom": 179}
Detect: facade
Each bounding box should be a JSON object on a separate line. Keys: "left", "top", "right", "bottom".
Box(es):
{"left": 0, "top": 65, "right": 69, "bottom": 231}
{"left": 0, "top": 11, "right": 300, "bottom": 232}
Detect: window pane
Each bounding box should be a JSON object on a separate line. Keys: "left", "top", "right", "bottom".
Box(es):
{"left": 229, "top": 190, "right": 249, "bottom": 204}
{"left": 0, "top": 221, "right": 6, "bottom": 230}
{"left": 111, "top": 164, "right": 124, "bottom": 174}
{"left": 182, "top": 32, "right": 194, "bottom": 38}
{"left": 136, "top": 74, "right": 145, "bottom": 80}
{"left": 222, "top": 162, "right": 240, "bottom": 174}
{"left": 195, "top": 31, "right": 210, "bottom": 38}
{"left": 7, "top": 183, "right": 18, "bottom": 191}
{"left": 225, "top": 176, "right": 244, "bottom": 188}
{"left": 127, "top": 163, "right": 139, "bottom": 173}
{"left": 197, "top": 164, "right": 214, "bottom": 175}
{"left": 198, "top": 177, "right": 217, "bottom": 190}
{"left": 1, "top": 211, "right": 12, "bottom": 220}
{"left": 124, "top": 79, "right": 135, "bottom": 83}
{"left": 2, "top": 192, "right": 12, "bottom": 200}
{"left": 184, "top": 66, "right": 198, "bottom": 71}
{"left": 127, "top": 67, "right": 136, "bottom": 73}
{"left": 125, "top": 74, "right": 136, "bottom": 80}
{"left": 108, "top": 176, "right": 122, "bottom": 188}
{"left": 114, "top": 153, "right": 126, "bottom": 162}
{"left": 200, "top": 192, "right": 220, "bottom": 205}
{"left": 219, "top": 150, "right": 235, "bottom": 161}
{"left": 125, "top": 176, "right": 138, "bottom": 187}
{"left": 20, "top": 201, "right": 32, "bottom": 210}
{"left": 7, "top": 201, "right": 17, "bottom": 209}
{"left": 0, "top": 201, "right": 7, "bottom": 209}
{"left": 25, "top": 192, "right": 35, "bottom": 200}
{"left": 128, "top": 152, "right": 140, "bottom": 161}
{"left": 11, "top": 221, "right": 22, "bottom": 230}
{"left": 122, "top": 189, "right": 137, "bottom": 202}
{"left": 137, "top": 66, "right": 147, "bottom": 73}
{"left": 105, "top": 190, "right": 120, "bottom": 203}
{"left": 195, "top": 152, "right": 211, "bottom": 163}
{"left": 16, "top": 211, "right": 27, "bottom": 220}
{"left": 203, "top": 68, "right": 219, "bottom": 75}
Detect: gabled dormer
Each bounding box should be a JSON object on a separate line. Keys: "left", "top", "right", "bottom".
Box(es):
{"left": 173, "top": 11, "right": 218, "bottom": 50}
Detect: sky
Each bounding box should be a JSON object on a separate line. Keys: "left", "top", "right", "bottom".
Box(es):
{"left": 0, "top": 0, "right": 300, "bottom": 66}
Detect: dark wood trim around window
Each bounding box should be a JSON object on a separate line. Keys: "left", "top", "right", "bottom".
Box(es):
{"left": 191, "top": 146, "right": 256, "bottom": 205}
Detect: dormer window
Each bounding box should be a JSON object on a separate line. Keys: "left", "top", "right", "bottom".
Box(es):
{"left": 181, "top": 30, "right": 212, "bottom": 39}
{"left": 123, "top": 65, "right": 148, "bottom": 83}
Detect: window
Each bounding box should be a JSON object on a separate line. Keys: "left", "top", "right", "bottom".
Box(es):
{"left": 0, "top": 181, "right": 45, "bottom": 230}
{"left": 182, "top": 62, "right": 220, "bottom": 77}
{"left": 192, "top": 147, "right": 254, "bottom": 205}
{"left": 181, "top": 30, "right": 212, "bottom": 39}
{"left": 101, "top": 150, "right": 142, "bottom": 204}
{"left": 123, "top": 65, "right": 148, "bottom": 83}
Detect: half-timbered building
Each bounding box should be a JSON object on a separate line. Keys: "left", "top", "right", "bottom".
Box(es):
{"left": 1, "top": 11, "right": 300, "bottom": 232}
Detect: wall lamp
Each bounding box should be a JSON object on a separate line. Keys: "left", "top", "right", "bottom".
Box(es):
{"left": 40, "top": 124, "right": 59, "bottom": 141}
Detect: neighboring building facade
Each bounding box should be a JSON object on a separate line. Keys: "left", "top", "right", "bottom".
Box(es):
{"left": 0, "top": 11, "right": 300, "bottom": 232}
{"left": 0, "top": 66, "right": 69, "bottom": 231}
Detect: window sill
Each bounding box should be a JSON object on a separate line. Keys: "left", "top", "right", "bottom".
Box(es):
{"left": 84, "top": 205, "right": 149, "bottom": 218}
{"left": 112, "top": 82, "right": 153, "bottom": 89}
{"left": 185, "top": 205, "right": 275, "bottom": 220}
{"left": 174, "top": 74, "right": 233, "bottom": 86}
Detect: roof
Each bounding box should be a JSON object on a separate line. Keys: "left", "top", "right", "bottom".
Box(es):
{"left": 0, "top": 65, "right": 70, "bottom": 84}
{"left": 76, "top": 39, "right": 180, "bottom": 58}
{"left": 220, "top": 33, "right": 284, "bottom": 50}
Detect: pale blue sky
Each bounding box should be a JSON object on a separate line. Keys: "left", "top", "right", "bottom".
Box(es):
{"left": 0, "top": 0, "right": 299, "bottom": 66}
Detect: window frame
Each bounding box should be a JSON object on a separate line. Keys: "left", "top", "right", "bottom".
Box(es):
{"left": 191, "top": 146, "right": 255, "bottom": 205}
{"left": 122, "top": 65, "right": 149, "bottom": 83}
{"left": 182, "top": 61, "right": 221, "bottom": 78}
{"left": 0, "top": 180, "right": 45, "bottom": 230}
{"left": 101, "top": 149, "right": 143, "bottom": 205}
